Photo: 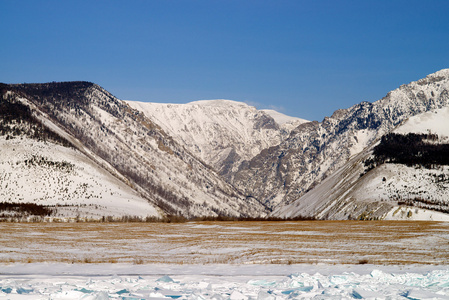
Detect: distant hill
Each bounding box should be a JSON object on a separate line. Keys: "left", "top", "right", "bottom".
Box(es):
{"left": 127, "top": 99, "right": 308, "bottom": 178}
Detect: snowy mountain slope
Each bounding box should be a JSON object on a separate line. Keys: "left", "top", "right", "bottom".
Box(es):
{"left": 126, "top": 100, "right": 308, "bottom": 177}
{"left": 273, "top": 106, "right": 449, "bottom": 220}
{"left": 2, "top": 83, "right": 268, "bottom": 218}
{"left": 0, "top": 136, "right": 160, "bottom": 219}
{"left": 233, "top": 69, "right": 449, "bottom": 210}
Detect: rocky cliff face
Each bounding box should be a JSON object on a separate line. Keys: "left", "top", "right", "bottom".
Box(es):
{"left": 232, "top": 69, "right": 449, "bottom": 210}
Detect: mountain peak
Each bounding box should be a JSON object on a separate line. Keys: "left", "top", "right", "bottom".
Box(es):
{"left": 429, "top": 68, "right": 449, "bottom": 77}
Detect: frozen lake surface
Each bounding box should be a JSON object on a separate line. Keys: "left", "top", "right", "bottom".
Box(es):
{"left": 0, "top": 221, "right": 448, "bottom": 298}
{"left": 1, "top": 264, "right": 449, "bottom": 299}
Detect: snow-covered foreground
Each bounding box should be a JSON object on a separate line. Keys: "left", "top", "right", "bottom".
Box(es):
{"left": 1, "top": 264, "right": 449, "bottom": 299}
{"left": 1, "top": 221, "right": 448, "bottom": 298}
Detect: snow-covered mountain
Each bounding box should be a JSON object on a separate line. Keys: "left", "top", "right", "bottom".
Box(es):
{"left": 0, "top": 83, "right": 267, "bottom": 219}
{"left": 2, "top": 69, "right": 449, "bottom": 220}
{"left": 232, "top": 69, "right": 449, "bottom": 211}
{"left": 273, "top": 106, "right": 449, "bottom": 221}
{"left": 126, "top": 99, "right": 307, "bottom": 177}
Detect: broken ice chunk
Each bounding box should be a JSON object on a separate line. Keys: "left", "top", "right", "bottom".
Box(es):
{"left": 156, "top": 275, "right": 175, "bottom": 283}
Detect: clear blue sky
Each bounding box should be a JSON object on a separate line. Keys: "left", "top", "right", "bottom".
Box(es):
{"left": 1, "top": 0, "right": 448, "bottom": 121}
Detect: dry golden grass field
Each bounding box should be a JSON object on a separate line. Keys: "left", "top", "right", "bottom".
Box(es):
{"left": 1, "top": 221, "right": 448, "bottom": 265}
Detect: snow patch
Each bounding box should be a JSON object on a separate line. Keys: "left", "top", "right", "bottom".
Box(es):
{"left": 395, "top": 106, "right": 449, "bottom": 140}
{"left": 385, "top": 206, "right": 449, "bottom": 221}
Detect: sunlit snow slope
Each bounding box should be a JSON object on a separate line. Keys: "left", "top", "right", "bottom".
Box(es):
{"left": 0, "top": 137, "right": 160, "bottom": 219}
{"left": 395, "top": 106, "right": 449, "bottom": 139}
{"left": 0, "top": 86, "right": 160, "bottom": 219}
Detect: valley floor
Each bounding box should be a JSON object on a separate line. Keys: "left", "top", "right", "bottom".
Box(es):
{"left": 1, "top": 221, "right": 448, "bottom": 265}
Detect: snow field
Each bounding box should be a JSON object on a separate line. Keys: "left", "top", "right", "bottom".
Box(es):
{"left": 351, "top": 164, "right": 449, "bottom": 220}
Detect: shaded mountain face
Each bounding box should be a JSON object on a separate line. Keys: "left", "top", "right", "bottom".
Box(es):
{"left": 231, "top": 69, "right": 449, "bottom": 210}
{"left": 1, "top": 82, "right": 268, "bottom": 219}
